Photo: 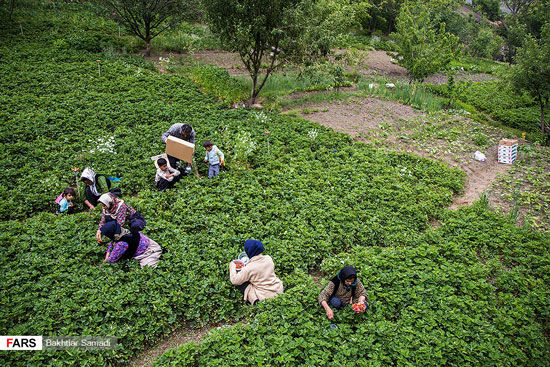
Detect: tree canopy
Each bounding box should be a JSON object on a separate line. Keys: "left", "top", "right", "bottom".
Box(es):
{"left": 510, "top": 24, "right": 550, "bottom": 136}
{"left": 391, "top": 0, "right": 460, "bottom": 83}
{"left": 95, "top": 0, "right": 195, "bottom": 55}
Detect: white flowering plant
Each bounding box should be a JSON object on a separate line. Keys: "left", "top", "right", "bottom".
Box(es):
{"left": 232, "top": 131, "right": 257, "bottom": 168}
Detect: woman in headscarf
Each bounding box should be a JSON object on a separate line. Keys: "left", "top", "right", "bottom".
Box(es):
{"left": 81, "top": 167, "right": 111, "bottom": 210}
{"left": 229, "top": 239, "right": 284, "bottom": 304}
{"left": 318, "top": 266, "right": 368, "bottom": 320}
{"left": 99, "top": 221, "right": 162, "bottom": 267}
{"left": 95, "top": 193, "right": 146, "bottom": 242}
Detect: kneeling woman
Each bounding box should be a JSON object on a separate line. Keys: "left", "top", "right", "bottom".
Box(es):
{"left": 95, "top": 193, "right": 146, "bottom": 242}
{"left": 318, "top": 266, "right": 368, "bottom": 320}
{"left": 229, "top": 239, "right": 284, "bottom": 304}
{"left": 99, "top": 221, "right": 162, "bottom": 267}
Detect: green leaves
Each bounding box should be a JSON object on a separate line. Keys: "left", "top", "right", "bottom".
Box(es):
{"left": 156, "top": 207, "right": 550, "bottom": 366}
{"left": 391, "top": 0, "right": 460, "bottom": 83}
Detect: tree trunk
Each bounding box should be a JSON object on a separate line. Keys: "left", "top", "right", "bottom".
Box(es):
{"left": 249, "top": 73, "right": 258, "bottom": 105}
{"left": 9, "top": 0, "right": 15, "bottom": 20}
{"left": 145, "top": 25, "right": 151, "bottom": 56}
{"left": 540, "top": 95, "right": 547, "bottom": 135}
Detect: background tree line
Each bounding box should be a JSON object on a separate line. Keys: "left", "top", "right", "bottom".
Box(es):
{"left": 2, "top": 0, "right": 547, "bottom": 135}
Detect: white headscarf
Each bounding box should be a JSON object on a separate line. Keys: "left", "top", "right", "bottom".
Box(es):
{"left": 81, "top": 167, "right": 100, "bottom": 196}
{"left": 98, "top": 193, "right": 125, "bottom": 220}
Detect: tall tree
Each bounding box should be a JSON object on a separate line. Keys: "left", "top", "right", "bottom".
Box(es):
{"left": 202, "top": 0, "right": 300, "bottom": 105}
{"left": 509, "top": 24, "right": 550, "bottom": 136}
{"left": 202, "top": 0, "right": 353, "bottom": 105}
{"left": 95, "top": 0, "right": 194, "bottom": 56}
{"left": 391, "top": 0, "right": 460, "bottom": 83}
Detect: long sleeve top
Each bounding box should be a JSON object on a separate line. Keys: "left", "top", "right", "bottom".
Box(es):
{"left": 98, "top": 202, "right": 136, "bottom": 229}
{"left": 204, "top": 145, "right": 224, "bottom": 165}
{"left": 229, "top": 254, "right": 284, "bottom": 303}
{"left": 161, "top": 123, "right": 195, "bottom": 144}
{"left": 155, "top": 167, "right": 181, "bottom": 182}
{"left": 106, "top": 233, "right": 151, "bottom": 263}
{"left": 318, "top": 278, "right": 367, "bottom": 306}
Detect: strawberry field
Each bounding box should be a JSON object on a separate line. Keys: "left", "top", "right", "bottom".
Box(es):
{"left": 1, "top": 3, "right": 549, "bottom": 367}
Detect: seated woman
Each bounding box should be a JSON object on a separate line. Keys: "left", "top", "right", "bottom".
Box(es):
{"left": 229, "top": 239, "right": 284, "bottom": 304}
{"left": 95, "top": 193, "right": 146, "bottom": 242}
{"left": 99, "top": 221, "right": 162, "bottom": 267}
{"left": 318, "top": 266, "right": 368, "bottom": 320}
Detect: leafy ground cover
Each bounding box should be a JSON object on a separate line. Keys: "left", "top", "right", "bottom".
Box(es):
{"left": 284, "top": 95, "right": 550, "bottom": 231}
{"left": 1, "top": 4, "right": 470, "bottom": 367}
{"left": 487, "top": 143, "right": 550, "bottom": 232}
{"left": 155, "top": 202, "right": 550, "bottom": 366}
{"left": 426, "top": 80, "right": 547, "bottom": 139}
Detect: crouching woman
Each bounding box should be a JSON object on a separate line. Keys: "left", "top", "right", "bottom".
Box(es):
{"left": 318, "top": 266, "right": 368, "bottom": 320}
{"left": 99, "top": 221, "right": 162, "bottom": 267}
{"left": 229, "top": 239, "right": 284, "bottom": 305}
{"left": 95, "top": 193, "right": 146, "bottom": 242}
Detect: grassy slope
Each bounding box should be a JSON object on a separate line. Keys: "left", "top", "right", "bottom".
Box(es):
{"left": 0, "top": 3, "right": 548, "bottom": 367}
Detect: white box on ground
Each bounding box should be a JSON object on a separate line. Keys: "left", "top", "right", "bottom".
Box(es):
{"left": 498, "top": 138, "right": 518, "bottom": 164}
{"left": 165, "top": 136, "right": 195, "bottom": 164}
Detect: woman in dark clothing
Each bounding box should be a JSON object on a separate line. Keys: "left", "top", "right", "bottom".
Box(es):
{"left": 318, "top": 266, "right": 368, "bottom": 320}
{"left": 81, "top": 167, "right": 110, "bottom": 210}
{"left": 99, "top": 221, "right": 161, "bottom": 267}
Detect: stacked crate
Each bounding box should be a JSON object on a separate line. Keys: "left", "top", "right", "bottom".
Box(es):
{"left": 498, "top": 139, "right": 518, "bottom": 164}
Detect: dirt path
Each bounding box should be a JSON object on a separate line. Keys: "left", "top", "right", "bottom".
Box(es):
{"left": 148, "top": 49, "right": 498, "bottom": 83}
{"left": 449, "top": 145, "right": 509, "bottom": 208}
{"left": 294, "top": 98, "right": 510, "bottom": 208}
{"left": 128, "top": 324, "right": 214, "bottom": 367}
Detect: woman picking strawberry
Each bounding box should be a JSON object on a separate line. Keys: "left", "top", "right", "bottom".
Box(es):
{"left": 318, "top": 265, "right": 368, "bottom": 320}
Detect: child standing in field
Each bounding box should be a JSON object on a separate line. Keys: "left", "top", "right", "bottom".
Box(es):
{"left": 155, "top": 158, "right": 181, "bottom": 191}
{"left": 57, "top": 187, "right": 75, "bottom": 214}
{"left": 203, "top": 140, "right": 225, "bottom": 178}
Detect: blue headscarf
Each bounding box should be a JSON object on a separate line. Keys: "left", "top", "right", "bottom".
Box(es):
{"left": 100, "top": 221, "right": 121, "bottom": 240}
{"left": 244, "top": 239, "right": 264, "bottom": 259}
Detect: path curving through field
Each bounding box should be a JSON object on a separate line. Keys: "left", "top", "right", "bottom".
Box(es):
{"left": 293, "top": 98, "right": 511, "bottom": 209}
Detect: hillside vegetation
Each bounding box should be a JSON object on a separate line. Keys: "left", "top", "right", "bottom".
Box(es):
{"left": 0, "top": 3, "right": 548, "bottom": 367}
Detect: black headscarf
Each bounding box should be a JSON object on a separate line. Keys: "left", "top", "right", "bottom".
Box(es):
{"left": 337, "top": 266, "right": 357, "bottom": 290}
{"left": 100, "top": 221, "right": 121, "bottom": 240}
{"left": 100, "top": 221, "right": 141, "bottom": 259}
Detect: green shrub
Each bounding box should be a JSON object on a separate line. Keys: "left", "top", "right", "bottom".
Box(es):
{"left": 472, "top": 132, "right": 489, "bottom": 146}
{"left": 426, "top": 80, "right": 545, "bottom": 134}
{"left": 469, "top": 26, "right": 503, "bottom": 60}
{"left": 188, "top": 63, "right": 248, "bottom": 105}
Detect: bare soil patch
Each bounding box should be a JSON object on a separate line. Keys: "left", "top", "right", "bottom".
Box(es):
{"left": 128, "top": 324, "right": 213, "bottom": 367}
{"left": 297, "top": 98, "right": 510, "bottom": 208}
{"left": 449, "top": 146, "right": 509, "bottom": 208}
{"left": 298, "top": 97, "right": 420, "bottom": 137}
{"left": 336, "top": 49, "right": 498, "bottom": 84}
{"left": 360, "top": 50, "right": 408, "bottom": 77}
{"left": 147, "top": 49, "right": 497, "bottom": 84}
